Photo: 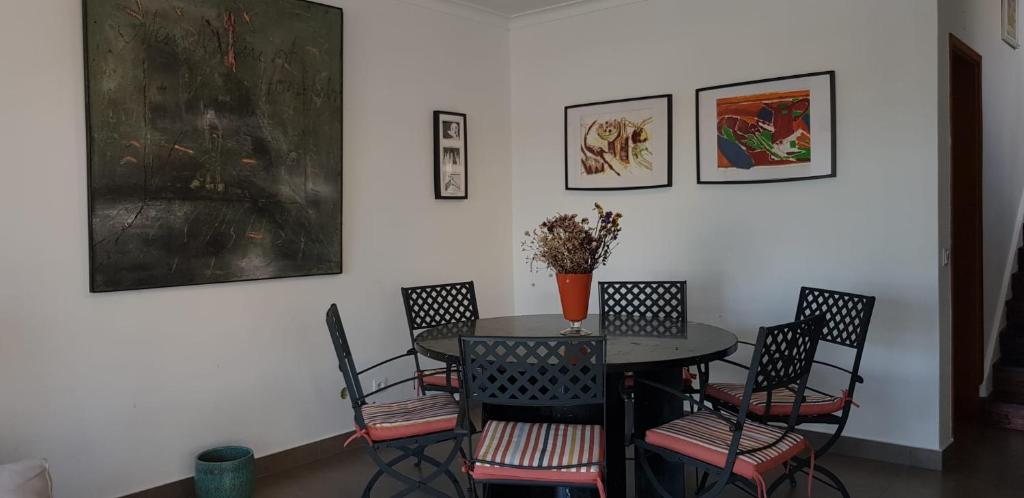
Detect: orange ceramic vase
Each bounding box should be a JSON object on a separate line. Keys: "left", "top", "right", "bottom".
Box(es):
{"left": 556, "top": 273, "right": 593, "bottom": 323}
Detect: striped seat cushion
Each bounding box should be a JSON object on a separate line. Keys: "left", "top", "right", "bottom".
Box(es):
{"left": 471, "top": 420, "right": 604, "bottom": 487}
{"left": 706, "top": 383, "right": 845, "bottom": 416}
{"left": 645, "top": 411, "right": 809, "bottom": 482}
{"left": 360, "top": 393, "right": 459, "bottom": 442}
{"left": 419, "top": 368, "right": 460, "bottom": 389}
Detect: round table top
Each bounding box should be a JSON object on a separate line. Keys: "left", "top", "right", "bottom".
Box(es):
{"left": 414, "top": 314, "right": 738, "bottom": 372}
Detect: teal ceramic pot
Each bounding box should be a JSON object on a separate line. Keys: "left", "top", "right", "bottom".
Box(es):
{"left": 195, "top": 446, "right": 254, "bottom": 498}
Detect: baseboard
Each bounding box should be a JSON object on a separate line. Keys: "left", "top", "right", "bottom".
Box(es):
{"left": 799, "top": 430, "right": 945, "bottom": 471}
{"left": 120, "top": 432, "right": 356, "bottom": 498}
{"left": 125, "top": 427, "right": 945, "bottom": 496}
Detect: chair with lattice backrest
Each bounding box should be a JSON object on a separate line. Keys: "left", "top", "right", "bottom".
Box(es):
{"left": 325, "top": 304, "right": 466, "bottom": 498}
{"left": 458, "top": 335, "right": 608, "bottom": 498}
{"left": 633, "top": 315, "right": 825, "bottom": 498}
{"left": 599, "top": 281, "right": 687, "bottom": 320}
{"left": 705, "top": 287, "right": 875, "bottom": 498}
{"left": 599, "top": 281, "right": 697, "bottom": 402}
{"left": 402, "top": 281, "right": 480, "bottom": 394}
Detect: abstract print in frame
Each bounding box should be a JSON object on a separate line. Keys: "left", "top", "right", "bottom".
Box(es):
{"left": 83, "top": 0, "right": 343, "bottom": 292}
{"left": 434, "top": 111, "right": 467, "bottom": 199}
{"left": 696, "top": 71, "right": 835, "bottom": 184}
{"left": 565, "top": 95, "right": 672, "bottom": 190}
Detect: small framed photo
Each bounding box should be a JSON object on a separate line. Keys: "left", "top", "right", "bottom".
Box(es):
{"left": 1005, "top": 0, "right": 1020, "bottom": 49}
{"left": 434, "top": 111, "right": 467, "bottom": 199}
{"left": 696, "top": 71, "right": 836, "bottom": 185}
{"left": 565, "top": 94, "right": 672, "bottom": 190}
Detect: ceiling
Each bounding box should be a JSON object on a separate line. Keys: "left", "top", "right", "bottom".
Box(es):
{"left": 454, "top": 0, "right": 588, "bottom": 17}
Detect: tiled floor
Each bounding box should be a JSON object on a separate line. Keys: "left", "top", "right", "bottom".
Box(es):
{"left": 255, "top": 424, "right": 1024, "bottom": 497}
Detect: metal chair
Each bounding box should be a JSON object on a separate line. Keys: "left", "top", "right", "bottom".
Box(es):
{"left": 599, "top": 281, "right": 687, "bottom": 320}
{"left": 599, "top": 281, "right": 697, "bottom": 400}
{"left": 458, "top": 335, "right": 608, "bottom": 498}
{"left": 402, "top": 281, "right": 480, "bottom": 394}
{"left": 633, "top": 314, "right": 826, "bottom": 498}
{"left": 705, "top": 287, "right": 875, "bottom": 498}
{"left": 325, "top": 304, "right": 466, "bottom": 498}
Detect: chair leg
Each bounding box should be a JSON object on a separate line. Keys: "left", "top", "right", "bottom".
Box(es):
{"left": 766, "top": 459, "right": 850, "bottom": 498}
{"left": 364, "top": 443, "right": 458, "bottom": 498}
{"left": 465, "top": 473, "right": 479, "bottom": 498}
{"left": 695, "top": 470, "right": 709, "bottom": 494}
{"left": 696, "top": 363, "right": 710, "bottom": 406}
{"left": 694, "top": 475, "right": 734, "bottom": 498}
{"left": 681, "top": 462, "right": 687, "bottom": 498}
{"left": 636, "top": 445, "right": 680, "bottom": 498}
{"left": 810, "top": 463, "right": 851, "bottom": 498}
{"left": 363, "top": 449, "right": 416, "bottom": 498}
{"left": 362, "top": 449, "right": 417, "bottom": 498}
{"left": 361, "top": 469, "right": 384, "bottom": 498}
{"left": 403, "top": 440, "right": 465, "bottom": 498}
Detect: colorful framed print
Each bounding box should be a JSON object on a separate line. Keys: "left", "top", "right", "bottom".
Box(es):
{"left": 565, "top": 94, "right": 672, "bottom": 190}
{"left": 434, "top": 111, "right": 467, "bottom": 199}
{"left": 83, "top": 0, "right": 343, "bottom": 292}
{"left": 1005, "top": 0, "right": 1020, "bottom": 49}
{"left": 696, "top": 71, "right": 836, "bottom": 185}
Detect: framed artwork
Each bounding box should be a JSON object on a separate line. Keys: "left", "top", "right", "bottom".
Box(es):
{"left": 1005, "top": 0, "right": 1020, "bottom": 49}
{"left": 434, "top": 111, "right": 468, "bottom": 199}
{"left": 565, "top": 95, "right": 672, "bottom": 190}
{"left": 83, "top": 0, "right": 343, "bottom": 292}
{"left": 696, "top": 71, "right": 836, "bottom": 185}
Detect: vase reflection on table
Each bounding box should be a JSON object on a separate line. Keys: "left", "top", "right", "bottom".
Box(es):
{"left": 522, "top": 203, "right": 622, "bottom": 335}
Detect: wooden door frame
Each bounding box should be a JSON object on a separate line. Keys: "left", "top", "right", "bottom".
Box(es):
{"left": 949, "top": 33, "right": 984, "bottom": 435}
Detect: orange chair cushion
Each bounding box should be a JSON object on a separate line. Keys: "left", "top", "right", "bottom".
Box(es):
{"left": 645, "top": 411, "right": 808, "bottom": 482}
{"left": 420, "top": 370, "right": 460, "bottom": 389}
{"left": 360, "top": 393, "right": 459, "bottom": 442}
{"left": 706, "top": 383, "right": 845, "bottom": 416}
{"left": 472, "top": 420, "right": 604, "bottom": 487}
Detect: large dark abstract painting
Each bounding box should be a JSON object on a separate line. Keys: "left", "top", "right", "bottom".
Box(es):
{"left": 84, "top": 0, "right": 343, "bottom": 292}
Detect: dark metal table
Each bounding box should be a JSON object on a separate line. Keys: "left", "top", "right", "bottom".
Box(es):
{"left": 414, "top": 314, "right": 738, "bottom": 498}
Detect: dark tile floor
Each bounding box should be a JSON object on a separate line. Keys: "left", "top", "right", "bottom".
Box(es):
{"left": 255, "top": 424, "right": 1024, "bottom": 497}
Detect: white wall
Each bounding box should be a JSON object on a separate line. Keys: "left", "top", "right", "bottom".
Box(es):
{"left": 0, "top": 0, "right": 957, "bottom": 494}
{"left": 510, "top": 0, "right": 943, "bottom": 450}
{"left": 0, "top": 1, "right": 511, "bottom": 496}
{"left": 938, "top": 0, "right": 1024, "bottom": 415}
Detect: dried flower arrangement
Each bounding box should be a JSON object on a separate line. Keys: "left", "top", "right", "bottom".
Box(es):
{"left": 522, "top": 203, "right": 623, "bottom": 275}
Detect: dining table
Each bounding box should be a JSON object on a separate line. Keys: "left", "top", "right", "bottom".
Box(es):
{"left": 414, "top": 313, "right": 739, "bottom": 498}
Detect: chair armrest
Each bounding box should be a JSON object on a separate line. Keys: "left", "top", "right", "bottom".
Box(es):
{"left": 812, "top": 360, "right": 864, "bottom": 384}
{"left": 803, "top": 384, "right": 835, "bottom": 398}
{"left": 713, "top": 342, "right": 753, "bottom": 371}
{"left": 357, "top": 349, "right": 417, "bottom": 375}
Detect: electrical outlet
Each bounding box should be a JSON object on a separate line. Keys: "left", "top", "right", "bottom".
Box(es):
{"left": 372, "top": 378, "right": 387, "bottom": 391}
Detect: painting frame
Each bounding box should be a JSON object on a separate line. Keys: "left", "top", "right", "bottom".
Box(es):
{"left": 1005, "top": 0, "right": 1020, "bottom": 49}
{"left": 564, "top": 94, "right": 673, "bottom": 191}
{"left": 696, "top": 71, "right": 836, "bottom": 185}
{"left": 434, "top": 111, "right": 468, "bottom": 199}
{"left": 82, "top": 0, "right": 344, "bottom": 292}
